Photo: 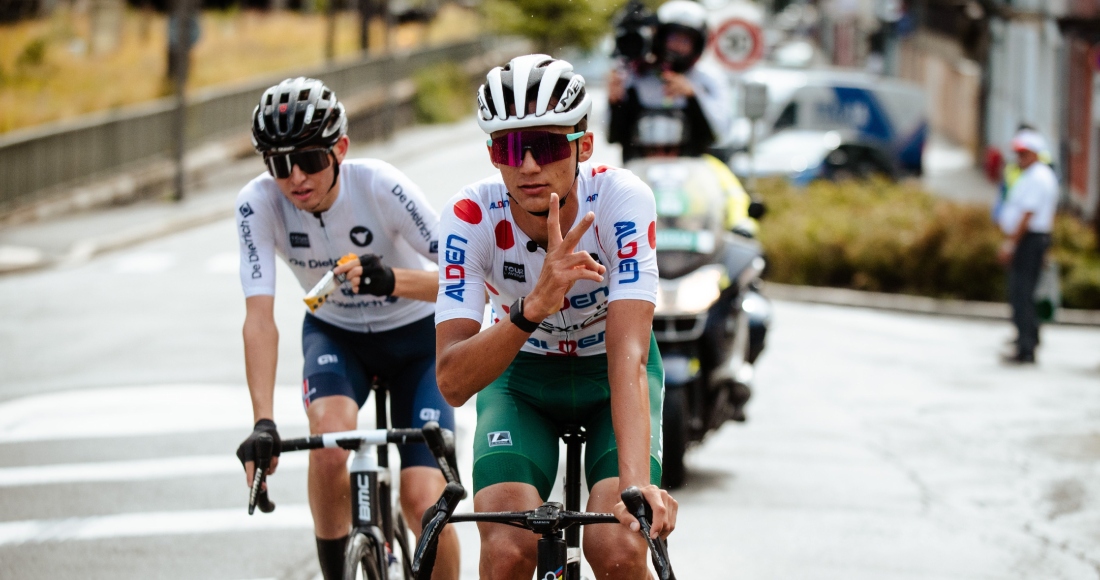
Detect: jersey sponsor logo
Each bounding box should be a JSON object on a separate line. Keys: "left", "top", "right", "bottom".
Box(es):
{"left": 238, "top": 220, "right": 262, "bottom": 279}
{"left": 567, "top": 285, "right": 608, "bottom": 309}
{"left": 419, "top": 408, "right": 442, "bottom": 422}
{"left": 502, "top": 261, "right": 525, "bottom": 282}
{"left": 238, "top": 203, "right": 255, "bottom": 218}
{"left": 586, "top": 193, "right": 599, "bottom": 202}
{"left": 614, "top": 221, "right": 640, "bottom": 284}
{"left": 488, "top": 431, "right": 513, "bottom": 447}
{"left": 317, "top": 354, "right": 338, "bottom": 365}
{"left": 391, "top": 184, "right": 434, "bottom": 242}
{"left": 349, "top": 226, "right": 373, "bottom": 247}
{"left": 495, "top": 221, "right": 515, "bottom": 250}
{"left": 443, "top": 234, "right": 468, "bottom": 301}
{"left": 289, "top": 232, "right": 310, "bottom": 248}
{"left": 454, "top": 199, "right": 482, "bottom": 225}
{"left": 288, "top": 257, "right": 343, "bottom": 269}
{"left": 488, "top": 199, "right": 510, "bottom": 210}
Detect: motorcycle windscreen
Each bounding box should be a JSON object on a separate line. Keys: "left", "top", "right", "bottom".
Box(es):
{"left": 626, "top": 157, "right": 727, "bottom": 279}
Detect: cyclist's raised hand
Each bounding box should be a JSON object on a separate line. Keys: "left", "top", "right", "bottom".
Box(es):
{"left": 236, "top": 419, "right": 281, "bottom": 487}
{"left": 526, "top": 193, "right": 606, "bottom": 320}
{"left": 613, "top": 484, "right": 678, "bottom": 540}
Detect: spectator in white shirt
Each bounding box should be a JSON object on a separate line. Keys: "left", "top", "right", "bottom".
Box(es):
{"left": 997, "top": 129, "right": 1058, "bottom": 364}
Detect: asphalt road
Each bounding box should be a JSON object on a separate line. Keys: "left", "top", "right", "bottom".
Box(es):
{"left": 2, "top": 114, "right": 1099, "bottom": 579}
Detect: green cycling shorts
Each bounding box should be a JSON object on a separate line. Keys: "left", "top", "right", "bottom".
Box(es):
{"left": 472, "top": 332, "right": 664, "bottom": 500}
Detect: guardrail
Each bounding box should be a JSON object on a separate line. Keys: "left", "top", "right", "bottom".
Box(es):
{"left": 0, "top": 37, "right": 497, "bottom": 214}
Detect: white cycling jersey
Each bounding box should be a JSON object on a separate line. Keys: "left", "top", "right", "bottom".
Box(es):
{"left": 236, "top": 158, "right": 439, "bottom": 333}
{"left": 435, "top": 162, "right": 658, "bottom": 356}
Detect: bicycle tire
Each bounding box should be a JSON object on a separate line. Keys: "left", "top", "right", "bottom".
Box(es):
{"left": 343, "top": 530, "right": 385, "bottom": 580}
{"left": 394, "top": 510, "right": 414, "bottom": 580}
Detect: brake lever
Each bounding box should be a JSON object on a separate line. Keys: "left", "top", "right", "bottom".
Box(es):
{"left": 621, "top": 486, "right": 675, "bottom": 580}
{"left": 248, "top": 433, "right": 276, "bottom": 515}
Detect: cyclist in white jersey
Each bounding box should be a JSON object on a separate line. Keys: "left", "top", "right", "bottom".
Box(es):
{"left": 234, "top": 77, "right": 459, "bottom": 580}
{"left": 435, "top": 55, "right": 677, "bottom": 579}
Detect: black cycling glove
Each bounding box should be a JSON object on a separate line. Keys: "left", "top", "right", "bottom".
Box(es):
{"left": 236, "top": 419, "right": 281, "bottom": 466}
{"left": 357, "top": 254, "right": 396, "bottom": 296}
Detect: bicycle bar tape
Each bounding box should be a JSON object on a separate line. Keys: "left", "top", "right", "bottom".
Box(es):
{"left": 248, "top": 433, "right": 276, "bottom": 515}
{"left": 621, "top": 486, "right": 676, "bottom": 580}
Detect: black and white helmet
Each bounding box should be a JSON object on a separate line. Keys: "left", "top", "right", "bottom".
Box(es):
{"left": 251, "top": 77, "right": 347, "bottom": 154}
{"left": 654, "top": 0, "right": 709, "bottom": 73}
{"left": 476, "top": 54, "right": 592, "bottom": 134}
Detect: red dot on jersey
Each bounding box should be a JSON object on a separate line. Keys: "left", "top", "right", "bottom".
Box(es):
{"left": 486, "top": 282, "right": 499, "bottom": 295}
{"left": 495, "top": 220, "right": 515, "bottom": 250}
{"left": 501, "top": 304, "right": 510, "bottom": 314}
{"left": 648, "top": 221, "right": 656, "bottom": 249}
{"left": 454, "top": 199, "right": 482, "bottom": 225}
{"left": 591, "top": 165, "right": 612, "bottom": 177}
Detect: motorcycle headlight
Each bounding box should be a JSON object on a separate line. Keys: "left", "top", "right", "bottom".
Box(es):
{"left": 655, "top": 264, "right": 724, "bottom": 314}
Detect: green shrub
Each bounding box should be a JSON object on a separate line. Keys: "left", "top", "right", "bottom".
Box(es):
{"left": 413, "top": 62, "right": 472, "bottom": 124}
{"left": 16, "top": 36, "right": 49, "bottom": 69}
{"left": 756, "top": 177, "right": 1100, "bottom": 308}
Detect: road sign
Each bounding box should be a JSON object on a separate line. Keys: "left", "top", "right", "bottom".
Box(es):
{"left": 711, "top": 18, "right": 764, "bottom": 71}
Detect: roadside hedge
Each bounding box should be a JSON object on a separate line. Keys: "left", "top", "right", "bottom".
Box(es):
{"left": 755, "top": 178, "right": 1100, "bottom": 310}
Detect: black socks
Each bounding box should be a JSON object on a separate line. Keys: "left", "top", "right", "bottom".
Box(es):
{"left": 316, "top": 535, "right": 349, "bottom": 580}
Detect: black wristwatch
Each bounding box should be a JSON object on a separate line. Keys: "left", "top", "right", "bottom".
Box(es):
{"left": 509, "top": 297, "right": 541, "bottom": 333}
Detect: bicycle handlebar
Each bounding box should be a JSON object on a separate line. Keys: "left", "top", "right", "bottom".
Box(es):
{"left": 412, "top": 485, "right": 675, "bottom": 580}
{"left": 621, "top": 486, "right": 676, "bottom": 580}
{"left": 246, "top": 422, "right": 463, "bottom": 515}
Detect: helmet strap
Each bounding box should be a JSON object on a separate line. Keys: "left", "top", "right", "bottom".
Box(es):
{"left": 327, "top": 150, "right": 340, "bottom": 194}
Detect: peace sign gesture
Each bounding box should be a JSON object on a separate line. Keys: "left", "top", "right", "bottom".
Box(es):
{"left": 524, "top": 193, "right": 606, "bottom": 321}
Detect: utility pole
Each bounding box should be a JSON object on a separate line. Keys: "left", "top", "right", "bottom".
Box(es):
{"left": 169, "top": 0, "right": 195, "bottom": 202}
{"left": 325, "top": 0, "right": 338, "bottom": 61}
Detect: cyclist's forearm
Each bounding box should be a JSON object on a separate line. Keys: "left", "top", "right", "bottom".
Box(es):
{"left": 392, "top": 268, "right": 439, "bottom": 302}
{"left": 243, "top": 308, "right": 279, "bottom": 422}
{"left": 436, "top": 318, "right": 529, "bottom": 406}
{"left": 606, "top": 300, "right": 655, "bottom": 489}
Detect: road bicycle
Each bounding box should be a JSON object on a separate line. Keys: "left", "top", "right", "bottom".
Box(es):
{"left": 412, "top": 425, "right": 675, "bottom": 580}
{"left": 247, "top": 386, "right": 462, "bottom": 580}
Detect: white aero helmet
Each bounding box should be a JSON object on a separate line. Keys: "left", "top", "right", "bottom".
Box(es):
{"left": 477, "top": 54, "right": 592, "bottom": 134}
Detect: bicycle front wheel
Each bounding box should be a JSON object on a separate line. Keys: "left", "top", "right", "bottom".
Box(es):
{"left": 343, "top": 530, "right": 386, "bottom": 580}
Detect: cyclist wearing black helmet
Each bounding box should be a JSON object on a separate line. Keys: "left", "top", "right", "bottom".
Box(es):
{"left": 608, "top": 0, "right": 732, "bottom": 162}
{"left": 234, "top": 77, "right": 459, "bottom": 580}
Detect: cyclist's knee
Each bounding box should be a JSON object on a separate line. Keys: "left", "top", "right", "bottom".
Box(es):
{"left": 584, "top": 527, "right": 647, "bottom": 577}
{"left": 306, "top": 394, "right": 357, "bottom": 433}
{"left": 479, "top": 525, "right": 536, "bottom": 577}
{"left": 309, "top": 446, "right": 349, "bottom": 476}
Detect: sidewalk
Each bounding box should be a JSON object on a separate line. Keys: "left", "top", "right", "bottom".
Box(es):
{"left": 920, "top": 132, "right": 997, "bottom": 205}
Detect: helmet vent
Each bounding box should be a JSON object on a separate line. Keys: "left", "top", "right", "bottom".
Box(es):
{"left": 298, "top": 89, "right": 311, "bottom": 101}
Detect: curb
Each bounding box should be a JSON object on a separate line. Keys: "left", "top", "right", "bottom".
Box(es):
{"left": 764, "top": 282, "right": 1100, "bottom": 327}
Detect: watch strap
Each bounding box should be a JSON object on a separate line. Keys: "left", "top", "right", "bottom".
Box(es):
{"left": 509, "top": 297, "right": 540, "bottom": 333}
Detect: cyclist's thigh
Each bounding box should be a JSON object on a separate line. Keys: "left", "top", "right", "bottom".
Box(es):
{"left": 388, "top": 354, "right": 455, "bottom": 469}
{"left": 585, "top": 333, "right": 664, "bottom": 488}
{"left": 301, "top": 314, "right": 371, "bottom": 410}
{"left": 473, "top": 357, "right": 562, "bottom": 500}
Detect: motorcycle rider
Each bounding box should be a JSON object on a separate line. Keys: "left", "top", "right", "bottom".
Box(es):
{"left": 608, "top": 0, "right": 733, "bottom": 162}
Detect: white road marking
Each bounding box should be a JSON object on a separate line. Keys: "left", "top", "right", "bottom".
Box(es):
{"left": 111, "top": 252, "right": 176, "bottom": 273}
{"left": 0, "top": 453, "right": 309, "bottom": 487}
{"left": 0, "top": 505, "right": 313, "bottom": 546}
{"left": 206, "top": 252, "right": 239, "bottom": 273}
{"left": 0, "top": 384, "right": 307, "bottom": 443}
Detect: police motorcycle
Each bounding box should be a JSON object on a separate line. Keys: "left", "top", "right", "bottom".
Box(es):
{"left": 626, "top": 155, "right": 769, "bottom": 489}
{"left": 609, "top": 0, "right": 771, "bottom": 488}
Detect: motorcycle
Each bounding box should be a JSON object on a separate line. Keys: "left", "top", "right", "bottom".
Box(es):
{"left": 626, "top": 155, "right": 771, "bottom": 489}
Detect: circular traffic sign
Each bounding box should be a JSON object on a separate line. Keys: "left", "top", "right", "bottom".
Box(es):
{"left": 711, "top": 18, "right": 764, "bottom": 71}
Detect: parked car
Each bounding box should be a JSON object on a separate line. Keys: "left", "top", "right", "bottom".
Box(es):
{"left": 731, "top": 129, "right": 899, "bottom": 185}
{"left": 727, "top": 66, "right": 927, "bottom": 179}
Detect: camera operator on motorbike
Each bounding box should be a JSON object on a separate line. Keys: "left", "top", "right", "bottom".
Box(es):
{"left": 608, "top": 0, "right": 732, "bottom": 163}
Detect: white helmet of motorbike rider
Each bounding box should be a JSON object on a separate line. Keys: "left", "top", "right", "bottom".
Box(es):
{"left": 607, "top": 0, "right": 732, "bottom": 161}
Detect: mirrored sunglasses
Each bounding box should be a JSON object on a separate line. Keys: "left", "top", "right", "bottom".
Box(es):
{"left": 487, "top": 130, "right": 585, "bottom": 168}
{"left": 264, "top": 148, "right": 333, "bottom": 179}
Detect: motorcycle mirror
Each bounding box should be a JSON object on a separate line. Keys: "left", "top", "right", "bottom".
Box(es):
{"left": 747, "top": 200, "right": 767, "bottom": 220}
